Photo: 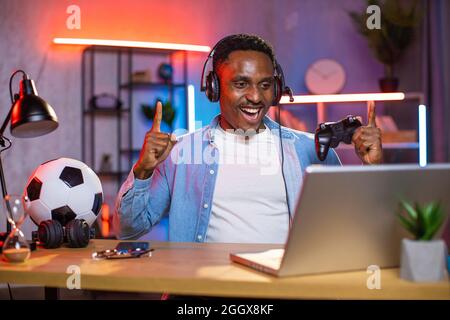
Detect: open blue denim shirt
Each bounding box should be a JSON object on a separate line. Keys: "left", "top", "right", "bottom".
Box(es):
{"left": 114, "top": 114, "right": 341, "bottom": 242}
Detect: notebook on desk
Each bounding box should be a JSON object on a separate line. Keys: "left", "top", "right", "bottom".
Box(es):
{"left": 230, "top": 164, "right": 450, "bottom": 277}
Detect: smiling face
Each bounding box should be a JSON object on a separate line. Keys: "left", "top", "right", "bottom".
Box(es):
{"left": 216, "top": 50, "right": 275, "bottom": 132}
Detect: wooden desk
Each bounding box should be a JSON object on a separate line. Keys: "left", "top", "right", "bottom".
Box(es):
{"left": 0, "top": 240, "right": 448, "bottom": 299}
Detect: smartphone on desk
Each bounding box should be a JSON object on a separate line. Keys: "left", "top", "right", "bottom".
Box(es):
{"left": 115, "top": 241, "right": 150, "bottom": 254}
{"left": 92, "top": 241, "right": 152, "bottom": 260}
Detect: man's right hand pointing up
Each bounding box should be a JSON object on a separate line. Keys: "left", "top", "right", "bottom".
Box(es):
{"left": 133, "top": 101, "right": 177, "bottom": 179}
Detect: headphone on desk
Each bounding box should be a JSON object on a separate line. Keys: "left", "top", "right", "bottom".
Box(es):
{"left": 37, "top": 219, "right": 91, "bottom": 249}
{"left": 200, "top": 35, "right": 294, "bottom": 105}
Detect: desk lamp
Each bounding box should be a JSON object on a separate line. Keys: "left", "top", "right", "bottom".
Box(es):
{"left": 0, "top": 70, "right": 58, "bottom": 234}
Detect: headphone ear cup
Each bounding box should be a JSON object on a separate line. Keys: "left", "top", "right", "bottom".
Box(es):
{"left": 38, "top": 220, "right": 64, "bottom": 249}
{"left": 272, "top": 76, "right": 282, "bottom": 106}
{"left": 66, "top": 219, "right": 90, "bottom": 248}
{"left": 206, "top": 72, "right": 220, "bottom": 102}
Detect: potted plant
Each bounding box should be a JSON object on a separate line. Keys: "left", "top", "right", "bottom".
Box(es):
{"left": 349, "top": 0, "right": 422, "bottom": 92}
{"left": 141, "top": 99, "right": 176, "bottom": 131}
{"left": 397, "top": 200, "right": 448, "bottom": 282}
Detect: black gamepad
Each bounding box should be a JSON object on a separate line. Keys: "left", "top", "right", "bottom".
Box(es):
{"left": 315, "top": 115, "right": 362, "bottom": 161}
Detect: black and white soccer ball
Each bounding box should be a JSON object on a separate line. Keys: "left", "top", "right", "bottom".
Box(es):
{"left": 24, "top": 157, "right": 103, "bottom": 227}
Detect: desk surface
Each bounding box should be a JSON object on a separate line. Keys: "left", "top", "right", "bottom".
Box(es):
{"left": 0, "top": 240, "right": 448, "bottom": 299}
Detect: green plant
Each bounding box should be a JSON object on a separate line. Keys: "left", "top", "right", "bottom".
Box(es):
{"left": 141, "top": 100, "right": 176, "bottom": 129}
{"left": 349, "top": 0, "right": 422, "bottom": 78}
{"left": 397, "top": 200, "right": 445, "bottom": 241}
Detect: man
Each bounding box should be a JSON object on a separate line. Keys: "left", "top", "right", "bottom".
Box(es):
{"left": 114, "top": 34, "right": 382, "bottom": 243}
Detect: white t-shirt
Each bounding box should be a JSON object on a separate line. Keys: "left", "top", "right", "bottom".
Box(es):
{"left": 205, "top": 125, "right": 290, "bottom": 244}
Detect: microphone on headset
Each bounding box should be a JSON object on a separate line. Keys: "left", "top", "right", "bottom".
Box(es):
{"left": 284, "top": 86, "right": 294, "bottom": 103}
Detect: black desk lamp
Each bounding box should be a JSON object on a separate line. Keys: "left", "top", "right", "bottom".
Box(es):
{"left": 0, "top": 70, "right": 58, "bottom": 233}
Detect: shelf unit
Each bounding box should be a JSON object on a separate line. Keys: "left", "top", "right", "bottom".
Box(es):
{"left": 81, "top": 45, "right": 190, "bottom": 185}
{"left": 280, "top": 92, "right": 426, "bottom": 164}
{"left": 79, "top": 45, "right": 192, "bottom": 239}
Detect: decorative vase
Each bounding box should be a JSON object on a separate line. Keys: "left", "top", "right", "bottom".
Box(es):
{"left": 400, "top": 239, "right": 448, "bottom": 282}
{"left": 379, "top": 77, "right": 399, "bottom": 92}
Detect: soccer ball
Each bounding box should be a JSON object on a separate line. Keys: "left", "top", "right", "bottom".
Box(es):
{"left": 24, "top": 157, "right": 103, "bottom": 227}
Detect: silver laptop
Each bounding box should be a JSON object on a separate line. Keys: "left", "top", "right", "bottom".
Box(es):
{"left": 230, "top": 164, "right": 450, "bottom": 277}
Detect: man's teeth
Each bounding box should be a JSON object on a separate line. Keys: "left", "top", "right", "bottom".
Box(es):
{"left": 241, "top": 108, "right": 260, "bottom": 114}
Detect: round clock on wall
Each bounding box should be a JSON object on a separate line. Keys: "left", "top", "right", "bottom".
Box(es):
{"left": 305, "top": 59, "right": 346, "bottom": 94}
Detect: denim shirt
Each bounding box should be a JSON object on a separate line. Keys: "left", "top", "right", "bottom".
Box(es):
{"left": 114, "top": 114, "right": 341, "bottom": 242}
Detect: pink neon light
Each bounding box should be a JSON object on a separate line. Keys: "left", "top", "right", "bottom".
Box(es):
{"left": 53, "top": 38, "right": 211, "bottom": 52}
{"left": 280, "top": 92, "right": 405, "bottom": 104}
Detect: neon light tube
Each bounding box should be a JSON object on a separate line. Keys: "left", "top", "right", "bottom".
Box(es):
{"left": 53, "top": 38, "right": 211, "bottom": 52}
{"left": 418, "top": 104, "right": 427, "bottom": 167}
{"left": 188, "top": 85, "right": 196, "bottom": 133}
{"left": 280, "top": 92, "right": 405, "bottom": 104}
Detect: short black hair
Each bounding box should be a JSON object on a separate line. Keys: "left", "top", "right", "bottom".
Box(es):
{"left": 212, "top": 34, "right": 276, "bottom": 73}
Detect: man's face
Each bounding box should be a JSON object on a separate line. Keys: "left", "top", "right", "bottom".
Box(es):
{"left": 217, "top": 50, "right": 275, "bottom": 132}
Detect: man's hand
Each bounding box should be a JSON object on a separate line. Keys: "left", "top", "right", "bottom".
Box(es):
{"left": 352, "top": 101, "right": 383, "bottom": 164}
{"left": 133, "top": 101, "right": 177, "bottom": 179}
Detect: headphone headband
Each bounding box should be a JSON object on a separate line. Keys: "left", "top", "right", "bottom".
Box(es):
{"left": 200, "top": 36, "right": 293, "bottom": 104}
{"left": 201, "top": 35, "right": 237, "bottom": 92}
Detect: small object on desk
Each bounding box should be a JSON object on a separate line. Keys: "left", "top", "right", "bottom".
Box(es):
{"left": 92, "top": 241, "right": 152, "bottom": 260}
{"left": 0, "top": 232, "right": 36, "bottom": 253}
{"left": 115, "top": 241, "right": 150, "bottom": 253}
{"left": 92, "top": 248, "right": 153, "bottom": 260}
{"left": 398, "top": 200, "right": 449, "bottom": 282}
{"left": 400, "top": 239, "right": 448, "bottom": 282}
{"left": 3, "top": 248, "right": 30, "bottom": 262}
{"left": 2, "top": 195, "right": 32, "bottom": 263}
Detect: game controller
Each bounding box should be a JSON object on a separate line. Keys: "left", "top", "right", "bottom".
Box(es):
{"left": 315, "top": 115, "right": 362, "bottom": 161}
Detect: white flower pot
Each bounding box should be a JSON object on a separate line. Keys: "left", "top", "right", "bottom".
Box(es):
{"left": 400, "top": 239, "right": 448, "bottom": 282}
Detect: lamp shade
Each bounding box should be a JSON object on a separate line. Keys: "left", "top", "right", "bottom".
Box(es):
{"left": 10, "top": 78, "right": 58, "bottom": 138}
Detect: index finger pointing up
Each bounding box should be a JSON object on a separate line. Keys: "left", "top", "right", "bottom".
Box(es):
{"left": 151, "top": 101, "right": 163, "bottom": 132}
{"left": 367, "top": 100, "right": 376, "bottom": 127}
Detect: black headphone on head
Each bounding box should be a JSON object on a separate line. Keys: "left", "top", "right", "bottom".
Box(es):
{"left": 200, "top": 35, "right": 294, "bottom": 105}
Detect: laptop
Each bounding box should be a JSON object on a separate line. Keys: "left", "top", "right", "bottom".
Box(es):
{"left": 230, "top": 164, "right": 450, "bottom": 277}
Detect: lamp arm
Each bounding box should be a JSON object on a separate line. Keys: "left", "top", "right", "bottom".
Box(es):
{"left": 0, "top": 136, "right": 12, "bottom": 232}
{"left": 1, "top": 70, "right": 27, "bottom": 137}
{"left": 0, "top": 147, "right": 10, "bottom": 198}
{"left": 0, "top": 78, "right": 16, "bottom": 232}
{"left": 0, "top": 70, "right": 25, "bottom": 233}
{"left": 0, "top": 106, "right": 13, "bottom": 139}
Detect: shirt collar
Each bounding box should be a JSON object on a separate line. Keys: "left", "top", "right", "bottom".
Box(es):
{"left": 206, "top": 113, "right": 295, "bottom": 144}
